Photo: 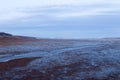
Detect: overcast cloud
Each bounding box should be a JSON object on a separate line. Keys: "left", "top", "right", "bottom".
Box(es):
{"left": 0, "top": 0, "right": 120, "bottom": 38}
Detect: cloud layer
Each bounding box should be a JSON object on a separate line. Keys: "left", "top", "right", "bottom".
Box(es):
{"left": 0, "top": 0, "right": 120, "bottom": 38}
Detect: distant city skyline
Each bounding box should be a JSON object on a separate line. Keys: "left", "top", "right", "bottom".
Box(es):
{"left": 0, "top": 0, "right": 120, "bottom": 38}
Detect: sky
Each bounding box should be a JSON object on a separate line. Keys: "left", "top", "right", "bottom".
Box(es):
{"left": 0, "top": 0, "right": 120, "bottom": 38}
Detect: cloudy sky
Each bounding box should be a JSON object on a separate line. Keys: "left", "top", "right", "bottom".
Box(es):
{"left": 0, "top": 0, "right": 120, "bottom": 38}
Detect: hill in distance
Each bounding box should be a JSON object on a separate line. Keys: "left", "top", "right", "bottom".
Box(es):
{"left": 0, "top": 32, "right": 13, "bottom": 37}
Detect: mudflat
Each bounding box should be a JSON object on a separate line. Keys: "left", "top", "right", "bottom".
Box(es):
{"left": 0, "top": 37, "right": 120, "bottom": 80}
